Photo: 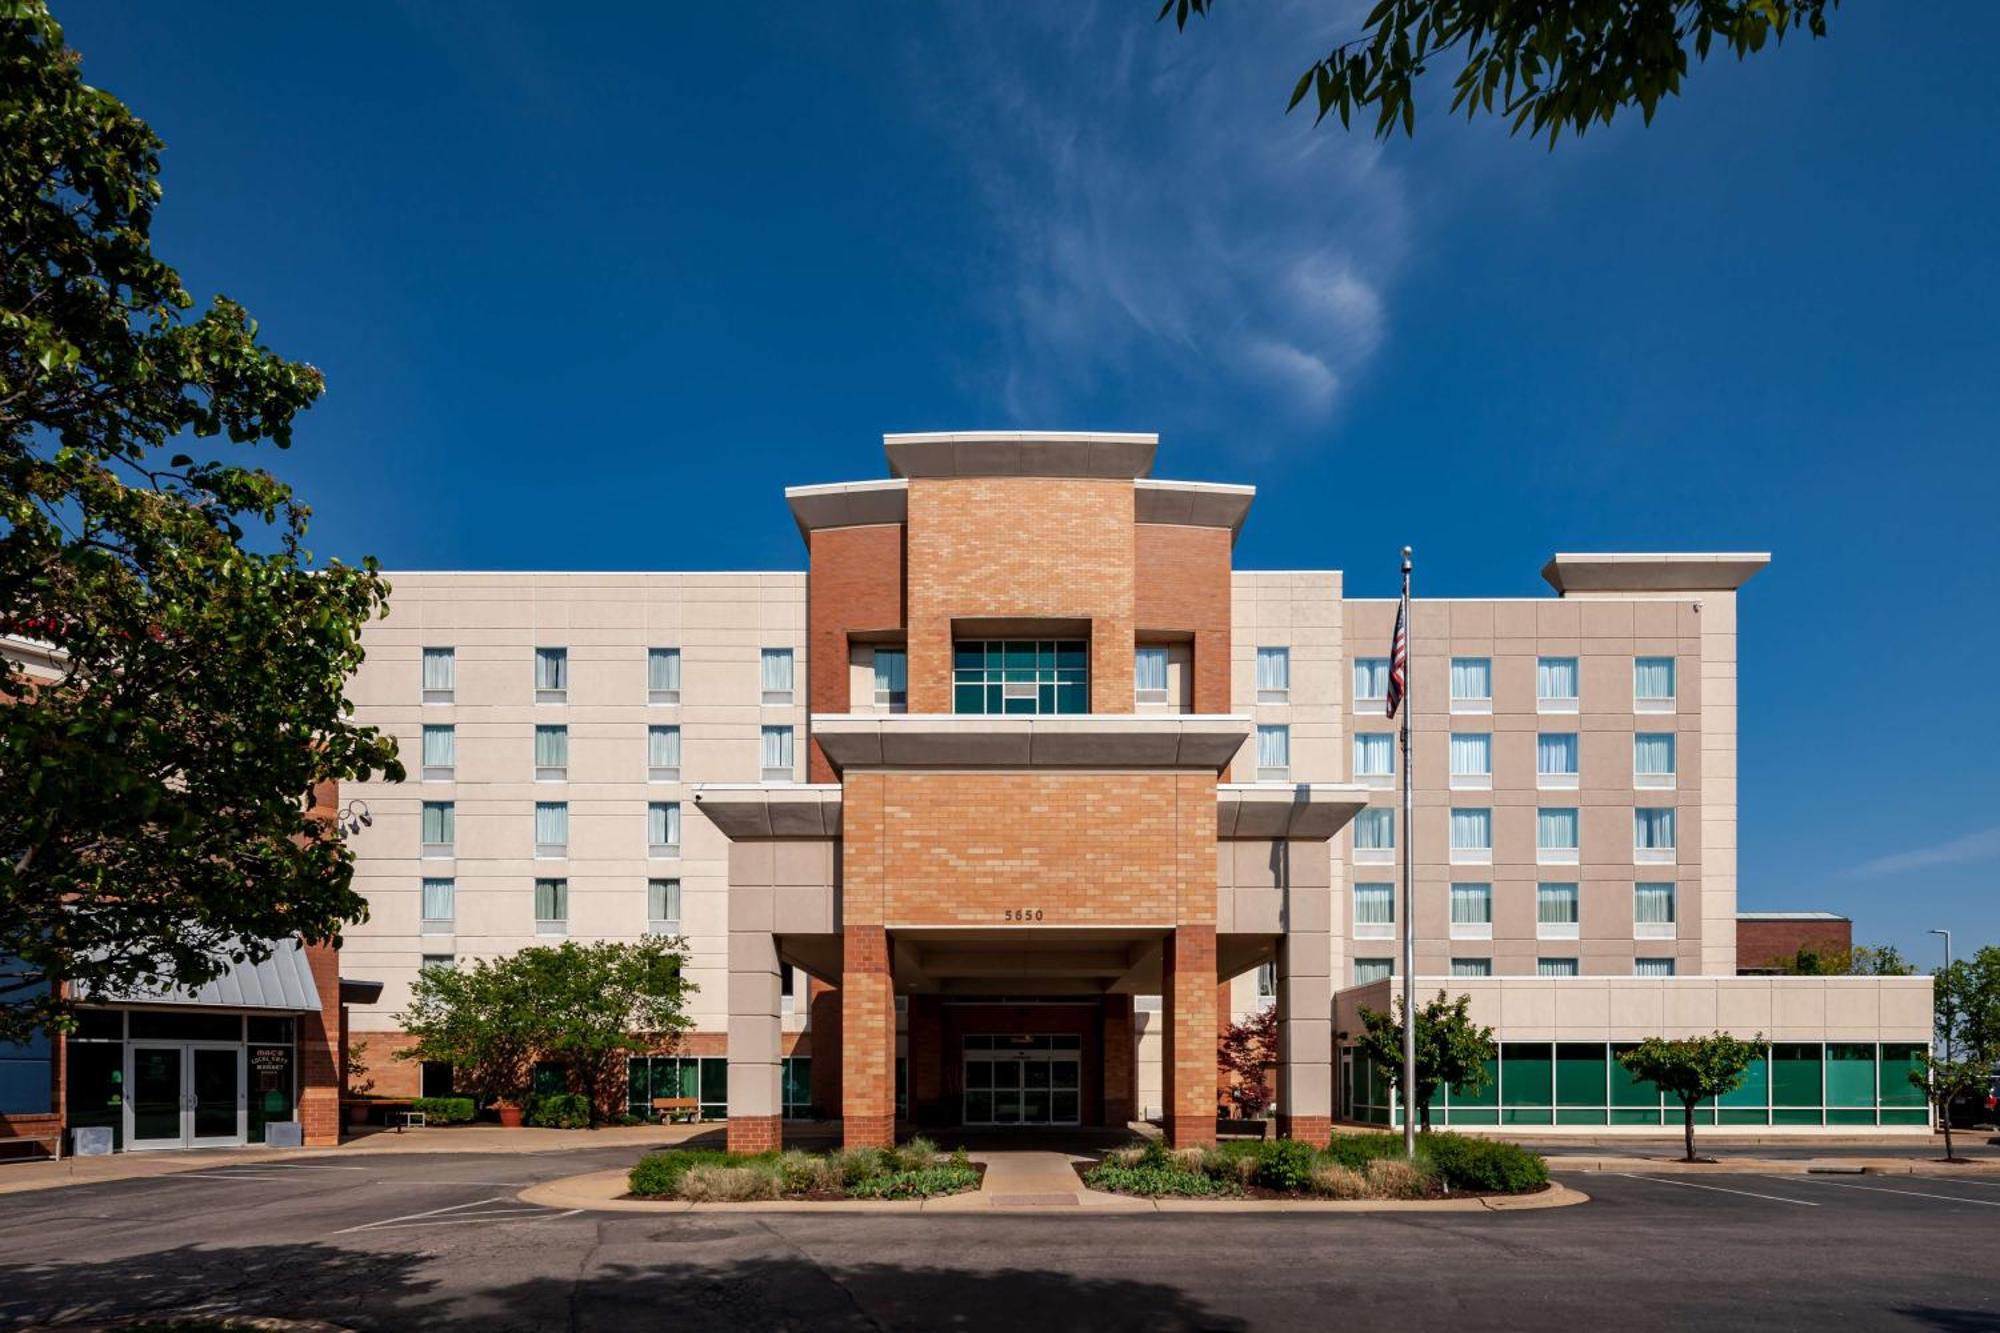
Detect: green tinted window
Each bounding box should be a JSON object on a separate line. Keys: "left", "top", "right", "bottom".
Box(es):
{"left": 952, "top": 640, "right": 1089, "bottom": 715}
{"left": 1827, "top": 1043, "right": 1877, "bottom": 1109}
{"left": 1879, "top": 1043, "right": 1928, "bottom": 1109}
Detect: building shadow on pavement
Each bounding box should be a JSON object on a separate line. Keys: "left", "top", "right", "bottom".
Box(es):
{"left": 1895, "top": 1308, "right": 2000, "bottom": 1333}
{"left": 0, "top": 1241, "right": 1248, "bottom": 1332}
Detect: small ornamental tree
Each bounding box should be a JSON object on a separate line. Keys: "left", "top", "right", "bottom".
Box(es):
{"left": 1617, "top": 1032, "right": 1763, "bottom": 1162}
{"left": 396, "top": 958, "right": 539, "bottom": 1108}
{"left": 1218, "top": 1004, "right": 1279, "bottom": 1119}
{"left": 1356, "top": 990, "right": 1496, "bottom": 1132}
{"left": 1910, "top": 1053, "right": 1987, "bottom": 1164}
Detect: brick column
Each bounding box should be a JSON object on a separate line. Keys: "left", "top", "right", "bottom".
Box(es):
{"left": 299, "top": 940, "right": 342, "bottom": 1146}
{"left": 1162, "top": 925, "right": 1217, "bottom": 1148}
{"left": 1101, "top": 995, "right": 1136, "bottom": 1128}
{"left": 842, "top": 924, "right": 896, "bottom": 1148}
{"left": 726, "top": 930, "right": 784, "bottom": 1154}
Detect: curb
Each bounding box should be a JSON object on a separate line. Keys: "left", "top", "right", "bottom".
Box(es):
{"left": 1553, "top": 1158, "right": 2000, "bottom": 1177}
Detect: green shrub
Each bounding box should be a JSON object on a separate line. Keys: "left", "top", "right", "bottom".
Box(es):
{"left": 778, "top": 1149, "right": 845, "bottom": 1195}
{"left": 1309, "top": 1162, "right": 1369, "bottom": 1199}
{"left": 629, "top": 1148, "right": 743, "bottom": 1197}
{"left": 1251, "top": 1139, "right": 1320, "bottom": 1192}
{"left": 891, "top": 1136, "right": 941, "bottom": 1172}
{"left": 830, "top": 1145, "right": 891, "bottom": 1185}
{"left": 680, "top": 1163, "right": 782, "bottom": 1202}
{"left": 1321, "top": 1132, "right": 1410, "bottom": 1173}
{"left": 523, "top": 1091, "right": 590, "bottom": 1128}
{"left": 846, "top": 1163, "right": 980, "bottom": 1200}
{"left": 1363, "top": 1157, "right": 1432, "bottom": 1199}
{"left": 1417, "top": 1133, "right": 1548, "bottom": 1193}
{"left": 411, "top": 1096, "right": 474, "bottom": 1125}
{"left": 1083, "top": 1162, "right": 1234, "bottom": 1198}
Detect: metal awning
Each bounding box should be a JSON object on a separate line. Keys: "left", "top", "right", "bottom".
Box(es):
{"left": 88, "top": 938, "right": 323, "bottom": 1012}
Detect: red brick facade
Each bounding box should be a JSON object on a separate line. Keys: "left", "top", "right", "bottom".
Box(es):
{"left": 1134, "top": 522, "right": 1233, "bottom": 714}
{"left": 807, "top": 522, "right": 905, "bottom": 783}
{"left": 1737, "top": 916, "right": 1852, "bottom": 973}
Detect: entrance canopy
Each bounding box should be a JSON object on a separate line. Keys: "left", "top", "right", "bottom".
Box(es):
{"left": 85, "top": 938, "right": 322, "bottom": 1012}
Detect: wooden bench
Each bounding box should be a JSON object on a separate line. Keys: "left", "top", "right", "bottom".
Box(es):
{"left": 652, "top": 1096, "right": 701, "bottom": 1124}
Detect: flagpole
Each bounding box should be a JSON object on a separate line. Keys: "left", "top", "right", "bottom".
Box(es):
{"left": 1399, "top": 546, "right": 1417, "bottom": 1159}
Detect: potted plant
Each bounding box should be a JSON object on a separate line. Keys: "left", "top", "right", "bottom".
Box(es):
{"left": 493, "top": 1099, "right": 526, "bottom": 1128}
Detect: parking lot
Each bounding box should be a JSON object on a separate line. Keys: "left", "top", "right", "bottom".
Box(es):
{"left": 0, "top": 1150, "right": 1996, "bottom": 1330}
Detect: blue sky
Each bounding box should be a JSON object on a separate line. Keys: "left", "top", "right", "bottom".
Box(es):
{"left": 62, "top": 3, "right": 2000, "bottom": 962}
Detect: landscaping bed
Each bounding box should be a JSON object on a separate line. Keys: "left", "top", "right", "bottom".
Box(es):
{"left": 626, "top": 1137, "right": 983, "bottom": 1202}
{"left": 1078, "top": 1132, "right": 1549, "bottom": 1201}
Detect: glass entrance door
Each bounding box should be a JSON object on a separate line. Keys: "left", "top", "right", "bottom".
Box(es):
{"left": 126, "top": 1042, "right": 244, "bottom": 1149}
{"left": 962, "top": 1036, "right": 1082, "bottom": 1126}
{"left": 190, "top": 1046, "right": 242, "bottom": 1145}
{"left": 128, "top": 1045, "right": 186, "bottom": 1150}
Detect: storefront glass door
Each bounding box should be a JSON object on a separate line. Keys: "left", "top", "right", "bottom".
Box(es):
{"left": 126, "top": 1043, "right": 244, "bottom": 1149}
{"left": 962, "top": 1036, "right": 1081, "bottom": 1126}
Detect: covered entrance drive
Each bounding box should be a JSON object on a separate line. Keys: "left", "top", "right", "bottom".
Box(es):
{"left": 962, "top": 1034, "right": 1082, "bottom": 1126}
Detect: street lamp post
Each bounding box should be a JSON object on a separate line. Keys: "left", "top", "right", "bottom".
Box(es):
{"left": 1929, "top": 927, "right": 1953, "bottom": 1062}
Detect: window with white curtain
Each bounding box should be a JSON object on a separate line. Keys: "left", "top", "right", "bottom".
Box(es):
{"left": 1449, "top": 883, "right": 1493, "bottom": 938}
{"left": 421, "top": 724, "right": 455, "bottom": 781}
{"left": 1450, "top": 958, "right": 1493, "bottom": 978}
{"left": 1634, "top": 957, "right": 1677, "bottom": 978}
{"left": 420, "top": 953, "right": 455, "bottom": 973}
{"left": 1256, "top": 724, "right": 1291, "bottom": 781}
{"left": 1353, "top": 732, "right": 1394, "bottom": 782}
{"left": 1256, "top": 646, "right": 1290, "bottom": 703}
{"left": 761, "top": 648, "right": 795, "bottom": 705}
{"left": 648, "top": 878, "right": 682, "bottom": 933}
{"left": 422, "top": 647, "right": 455, "bottom": 704}
{"left": 1537, "top": 807, "right": 1580, "bottom": 863}
{"left": 1635, "top": 808, "right": 1677, "bottom": 860}
{"left": 1449, "top": 807, "right": 1492, "bottom": 862}
{"left": 1537, "top": 732, "right": 1580, "bottom": 788}
{"left": 1353, "top": 657, "right": 1390, "bottom": 706}
{"left": 762, "top": 725, "right": 795, "bottom": 782}
{"left": 1538, "top": 957, "right": 1580, "bottom": 978}
{"left": 1536, "top": 656, "right": 1579, "bottom": 711}
{"left": 649, "top": 801, "right": 681, "bottom": 856}
{"left": 648, "top": 725, "right": 681, "bottom": 781}
{"left": 1537, "top": 882, "right": 1580, "bottom": 938}
{"left": 421, "top": 801, "right": 454, "bottom": 855}
{"left": 1352, "top": 807, "right": 1395, "bottom": 857}
{"left": 1135, "top": 646, "right": 1170, "bottom": 703}
{"left": 1353, "top": 883, "right": 1395, "bottom": 937}
{"left": 1354, "top": 958, "right": 1393, "bottom": 984}
{"left": 534, "top": 647, "right": 568, "bottom": 702}
{"left": 873, "top": 649, "right": 908, "bottom": 711}
{"left": 1634, "top": 656, "right": 1676, "bottom": 712}
{"left": 1635, "top": 882, "right": 1677, "bottom": 938}
{"left": 534, "top": 878, "right": 568, "bottom": 933}
{"left": 1634, "top": 732, "right": 1677, "bottom": 787}
{"left": 1449, "top": 732, "right": 1492, "bottom": 788}
{"left": 1449, "top": 657, "right": 1492, "bottom": 712}
{"left": 648, "top": 647, "right": 682, "bottom": 704}
{"left": 1256, "top": 961, "right": 1277, "bottom": 999}
{"left": 420, "top": 878, "right": 455, "bottom": 929}
{"left": 535, "top": 724, "right": 568, "bottom": 781}
{"left": 534, "top": 801, "right": 568, "bottom": 857}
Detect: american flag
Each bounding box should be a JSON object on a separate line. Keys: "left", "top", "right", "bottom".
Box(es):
{"left": 1385, "top": 597, "right": 1408, "bottom": 720}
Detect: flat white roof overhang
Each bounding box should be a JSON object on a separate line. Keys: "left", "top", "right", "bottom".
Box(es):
{"left": 692, "top": 784, "right": 843, "bottom": 838}
{"left": 1542, "top": 552, "right": 1771, "bottom": 594}
{"left": 783, "top": 475, "right": 1253, "bottom": 539}
{"left": 883, "top": 430, "right": 1158, "bottom": 480}
{"left": 810, "top": 713, "right": 1251, "bottom": 773}
{"left": 1216, "top": 783, "right": 1372, "bottom": 840}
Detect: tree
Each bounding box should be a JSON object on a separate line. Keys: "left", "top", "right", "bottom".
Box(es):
{"left": 1161, "top": 0, "right": 1836, "bottom": 146}
{"left": 1909, "top": 1052, "right": 1987, "bottom": 1165}
{"left": 397, "top": 939, "right": 695, "bottom": 1122}
{"left": 1617, "top": 1032, "right": 1762, "bottom": 1162}
{"left": 1935, "top": 945, "right": 2000, "bottom": 1067}
{"left": 1218, "top": 1004, "right": 1278, "bottom": 1120}
{"left": 1781, "top": 943, "right": 1915, "bottom": 977}
{"left": 1356, "top": 989, "right": 1495, "bottom": 1132}
{"left": 0, "top": 3, "right": 400, "bottom": 1043}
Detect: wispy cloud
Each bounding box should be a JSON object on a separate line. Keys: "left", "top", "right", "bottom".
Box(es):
{"left": 1846, "top": 825, "right": 2000, "bottom": 878}
{"left": 911, "top": 2, "right": 1405, "bottom": 432}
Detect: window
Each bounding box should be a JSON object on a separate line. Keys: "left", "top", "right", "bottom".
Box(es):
{"left": 1537, "top": 656, "right": 1579, "bottom": 712}
{"left": 873, "top": 648, "right": 908, "bottom": 712}
{"left": 1256, "top": 961, "right": 1277, "bottom": 999}
{"left": 1450, "top": 883, "right": 1493, "bottom": 939}
{"left": 421, "top": 801, "right": 454, "bottom": 857}
{"left": 1537, "top": 883, "right": 1580, "bottom": 939}
{"left": 1537, "top": 732, "right": 1579, "bottom": 789}
{"left": 761, "top": 725, "right": 795, "bottom": 782}
{"left": 1634, "top": 656, "right": 1676, "bottom": 712}
{"left": 534, "top": 878, "right": 568, "bottom": 935}
{"left": 1353, "top": 882, "right": 1395, "bottom": 938}
{"left": 535, "top": 647, "right": 568, "bottom": 703}
{"left": 1449, "top": 807, "right": 1492, "bottom": 863}
{"left": 1353, "top": 807, "right": 1395, "bottom": 862}
{"left": 1354, "top": 958, "right": 1394, "bottom": 985}
{"left": 1449, "top": 732, "right": 1492, "bottom": 789}
{"left": 761, "top": 648, "right": 795, "bottom": 705}
{"left": 782, "top": 963, "right": 797, "bottom": 1014}
{"left": 534, "top": 801, "right": 568, "bottom": 858}
{"left": 1635, "top": 882, "right": 1677, "bottom": 939}
{"left": 1450, "top": 657, "right": 1492, "bottom": 713}
{"left": 648, "top": 725, "right": 681, "bottom": 782}
{"left": 1634, "top": 732, "right": 1677, "bottom": 788}
{"left": 1353, "top": 732, "right": 1394, "bottom": 784}
{"left": 1538, "top": 958, "right": 1580, "bottom": 978}
{"left": 648, "top": 802, "right": 681, "bottom": 857}
{"left": 1450, "top": 958, "right": 1493, "bottom": 978}
{"left": 1135, "top": 646, "right": 1170, "bottom": 704}
{"left": 648, "top": 648, "right": 682, "bottom": 705}
{"left": 1537, "top": 807, "right": 1580, "bottom": 864}
{"left": 1256, "top": 646, "right": 1290, "bottom": 703}
{"left": 1635, "top": 957, "right": 1677, "bottom": 978}
{"left": 1353, "top": 657, "right": 1390, "bottom": 709}
{"left": 421, "top": 724, "right": 455, "bottom": 781}
{"left": 1635, "top": 808, "right": 1677, "bottom": 862}
{"left": 422, "top": 647, "right": 455, "bottom": 704}
{"left": 420, "top": 878, "right": 455, "bottom": 931}
{"left": 1256, "top": 724, "right": 1291, "bottom": 781}
{"left": 647, "top": 878, "right": 682, "bottom": 933}
{"left": 420, "top": 953, "right": 455, "bottom": 973}
{"left": 953, "top": 640, "right": 1088, "bottom": 715}
{"left": 534, "top": 724, "right": 568, "bottom": 781}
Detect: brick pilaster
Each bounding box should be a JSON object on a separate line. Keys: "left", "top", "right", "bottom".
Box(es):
{"left": 728, "top": 1114, "right": 784, "bottom": 1155}
{"left": 1163, "top": 925, "right": 1217, "bottom": 1148}
{"left": 842, "top": 924, "right": 895, "bottom": 1148}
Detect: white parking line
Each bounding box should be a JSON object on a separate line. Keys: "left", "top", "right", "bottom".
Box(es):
{"left": 356, "top": 1209, "right": 581, "bottom": 1234}
{"left": 1910, "top": 1174, "right": 2000, "bottom": 1188}
{"left": 1778, "top": 1176, "right": 2000, "bottom": 1208}
{"left": 331, "top": 1195, "right": 512, "bottom": 1234}
{"left": 1610, "top": 1173, "right": 1819, "bottom": 1206}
